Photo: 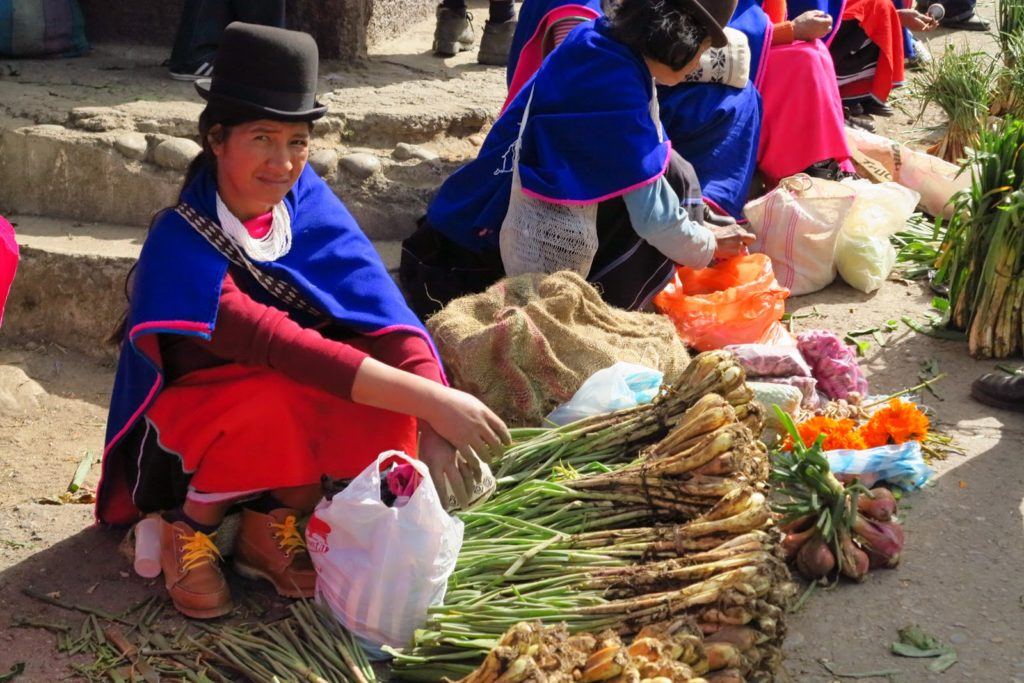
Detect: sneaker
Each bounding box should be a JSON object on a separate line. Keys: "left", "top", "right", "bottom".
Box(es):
{"left": 160, "top": 519, "right": 233, "bottom": 619}
{"left": 233, "top": 508, "right": 317, "bottom": 599}
{"left": 478, "top": 19, "right": 517, "bottom": 66}
{"left": 169, "top": 62, "right": 214, "bottom": 81}
{"left": 906, "top": 38, "right": 932, "bottom": 70}
{"left": 433, "top": 5, "right": 475, "bottom": 57}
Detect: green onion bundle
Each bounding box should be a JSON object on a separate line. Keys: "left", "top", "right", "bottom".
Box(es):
{"left": 911, "top": 44, "right": 1000, "bottom": 162}
{"left": 389, "top": 389, "right": 790, "bottom": 682}
{"left": 999, "top": 0, "right": 1024, "bottom": 54}
{"left": 493, "top": 351, "right": 759, "bottom": 489}
{"left": 935, "top": 118, "right": 1024, "bottom": 358}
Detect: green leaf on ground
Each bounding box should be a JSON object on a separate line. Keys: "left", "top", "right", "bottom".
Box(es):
{"left": 818, "top": 659, "right": 901, "bottom": 679}
{"left": 891, "top": 625, "right": 957, "bottom": 673}
{"left": 0, "top": 663, "right": 25, "bottom": 682}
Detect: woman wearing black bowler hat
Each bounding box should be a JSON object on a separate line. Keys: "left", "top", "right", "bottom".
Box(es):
{"left": 98, "top": 23, "right": 510, "bottom": 619}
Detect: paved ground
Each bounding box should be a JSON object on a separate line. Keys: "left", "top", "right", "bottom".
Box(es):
{"left": 1, "top": 0, "right": 1022, "bottom": 681}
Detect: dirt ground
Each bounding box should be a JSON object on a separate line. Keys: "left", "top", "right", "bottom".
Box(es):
{"left": 1, "top": 1, "right": 1023, "bottom": 682}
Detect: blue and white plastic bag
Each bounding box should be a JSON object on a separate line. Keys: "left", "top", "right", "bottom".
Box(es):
{"left": 547, "top": 362, "right": 663, "bottom": 426}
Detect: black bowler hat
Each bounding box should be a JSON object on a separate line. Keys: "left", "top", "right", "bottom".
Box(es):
{"left": 676, "top": 0, "right": 739, "bottom": 48}
{"left": 195, "top": 22, "right": 327, "bottom": 121}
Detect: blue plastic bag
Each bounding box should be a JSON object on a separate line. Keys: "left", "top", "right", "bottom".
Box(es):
{"left": 825, "top": 441, "right": 933, "bottom": 491}
{"left": 546, "top": 362, "right": 663, "bottom": 426}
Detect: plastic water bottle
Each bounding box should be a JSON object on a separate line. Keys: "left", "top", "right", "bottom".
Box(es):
{"left": 134, "top": 516, "right": 162, "bottom": 578}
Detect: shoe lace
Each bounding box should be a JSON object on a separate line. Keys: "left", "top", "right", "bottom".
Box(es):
{"left": 271, "top": 515, "right": 307, "bottom": 556}
{"left": 179, "top": 530, "right": 222, "bottom": 572}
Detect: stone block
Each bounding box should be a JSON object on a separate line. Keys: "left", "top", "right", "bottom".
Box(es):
{"left": 0, "top": 126, "right": 179, "bottom": 227}
{"left": 77, "top": 0, "right": 437, "bottom": 61}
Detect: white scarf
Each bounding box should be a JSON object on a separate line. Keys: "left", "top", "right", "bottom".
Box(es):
{"left": 216, "top": 193, "right": 293, "bottom": 262}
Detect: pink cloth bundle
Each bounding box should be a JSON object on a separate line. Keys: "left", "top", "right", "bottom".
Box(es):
{"left": 724, "top": 343, "right": 812, "bottom": 378}
{"left": 757, "top": 40, "right": 855, "bottom": 185}
{"left": 387, "top": 462, "right": 423, "bottom": 498}
{"left": 796, "top": 330, "right": 869, "bottom": 400}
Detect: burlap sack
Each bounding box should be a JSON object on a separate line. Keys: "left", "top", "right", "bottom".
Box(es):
{"left": 427, "top": 271, "right": 690, "bottom": 427}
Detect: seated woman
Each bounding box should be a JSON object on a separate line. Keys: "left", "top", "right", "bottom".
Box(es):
{"left": 505, "top": 0, "right": 851, "bottom": 206}
{"left": 755, "top": 0, "right": 857, "bottom": 182}
{"left": 401, "top": 0, "right": 752, "bottom": 318}
{"left": 826, "top": 0, "right": 936, "bottom": 117}
{"left": 505, "top": 0, "right": 762, "bottom": 217}
{"left": 97, "top": 23, "right": 509, "bottom": 620}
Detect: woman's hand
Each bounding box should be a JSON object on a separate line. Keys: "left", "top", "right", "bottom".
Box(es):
{"left": 793, "top": 11, "right": 834, "bottom": 41}
{"left": 419, "top": 423, "right": 484, "bottom": 510}
{"left": 711, "top": 223, "right": 756, "bottom": 260}
{"left": 897, "top": 8, "right": 938, "bottom": 31}
{"left": 422, "top": 387, "right": 511, "bottom": 465}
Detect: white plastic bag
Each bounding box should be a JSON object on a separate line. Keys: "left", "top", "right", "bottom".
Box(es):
{"left": 748, "top": 381, "right": 803, "bottom": 435}
{"left": 845, "top": 126, "right": 969, "bottom": 219}
{"left": 835, "top": 180, "right": 920, "bottom": 293}
{"left": 547, "top": 362, "right": 663, "bottom": 426}
{"left": 500, "top": 87, "right": 599, "bottom": 277}
{"left": 744, "top": 174, "right": 857, "bottom": 296}
{"left": 308, "top": 451, "right": 463, "bottom": 650}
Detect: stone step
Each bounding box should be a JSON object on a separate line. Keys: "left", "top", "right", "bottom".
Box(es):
{"left": 0, "top": 119, "right": 472, "bottom": 241}
{"left": 2, "top": 215, "right": 405, "bottom": 361}
{"left": 0, "top": 5, "right": 503, "bottom": 248}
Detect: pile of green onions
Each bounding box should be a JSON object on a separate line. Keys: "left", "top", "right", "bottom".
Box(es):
{"left": 388, "top": 367, "right": 793, "bottom": 682}
{"left": 911, "top": 44, "right": 1000, "bottom": 162}
{"left": 935, "top": 117, "right": 1024, "bottom": 358}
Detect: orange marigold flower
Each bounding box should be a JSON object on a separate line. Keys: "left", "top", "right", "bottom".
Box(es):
{"left": 858, "top": 398, "right": 930, "bottom": 447}
{"left": 784, "top": 416, "right": 868, "bottom": 451}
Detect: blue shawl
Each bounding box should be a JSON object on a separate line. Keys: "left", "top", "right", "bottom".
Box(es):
{"left": 427, "top": 17, "right": 670, "bottom": 252}
{"left": 506, "top": 0, "right": 604, "bottom": 90}
{"left": 731, "top": 0, "right": 774, "bottom": 86}
{"left": 657, "top": 82, "right": 762, "bottom": 218}
{"left": 97, "top": 164, "right": 436, "bottom": 525}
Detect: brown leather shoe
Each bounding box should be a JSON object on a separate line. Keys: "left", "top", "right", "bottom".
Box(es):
{"left": 233, "top": 508, "right": 317, "bottom": 598}
{"left": 160, "top": 519, "right": 233, "bottom": 619}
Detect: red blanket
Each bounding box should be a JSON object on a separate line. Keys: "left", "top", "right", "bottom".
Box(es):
{"left": 840, "top": 0, "right": 905, "bottom": 102}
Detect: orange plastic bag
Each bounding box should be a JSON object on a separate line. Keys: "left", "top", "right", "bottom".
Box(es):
{"left": 653, "top": 254, "right": 790, "bottom": 351}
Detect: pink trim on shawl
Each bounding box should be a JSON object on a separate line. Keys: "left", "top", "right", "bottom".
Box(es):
{"left": 100, "top": 321, "right": 211, "bottom": 457}
{"left": 503, "top": 5, "right": 603, "bottom": 112}
{"left": 754, "top": 22, "right": 774, "bottom": 90}
{"left": 519, "top": 142, "right": 673, "bottom": 206}
{"left": 825, "top": 0, "right": 849, "bottom": 46}
{"left": 95, "top": 320, "right": 212, "bottom": 523}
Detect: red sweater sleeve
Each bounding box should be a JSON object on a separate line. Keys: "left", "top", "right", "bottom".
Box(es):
{"left": 189, "top": 273, "right": 444, "bottom": 398}
{"left": 368, "top": 332, "right": 445, "bottom": 385}
{"left": 199, "top": 273, "right": 369, "bottom": 399}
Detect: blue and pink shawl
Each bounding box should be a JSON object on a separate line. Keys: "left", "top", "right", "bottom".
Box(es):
{"left": 427, "top": 17, "right": 670, "bottom": 252}
{"left": 97, "top": 164, "right": 438, "bottom": 526}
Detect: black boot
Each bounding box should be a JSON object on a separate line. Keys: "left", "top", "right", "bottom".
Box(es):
{"left": 971, "top": 373, "right": 1024, "bottom": 412}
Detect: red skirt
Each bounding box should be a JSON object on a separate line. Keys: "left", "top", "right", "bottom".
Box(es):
{"left": 146, "top": 364, "right": 418, "bottom": 494}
